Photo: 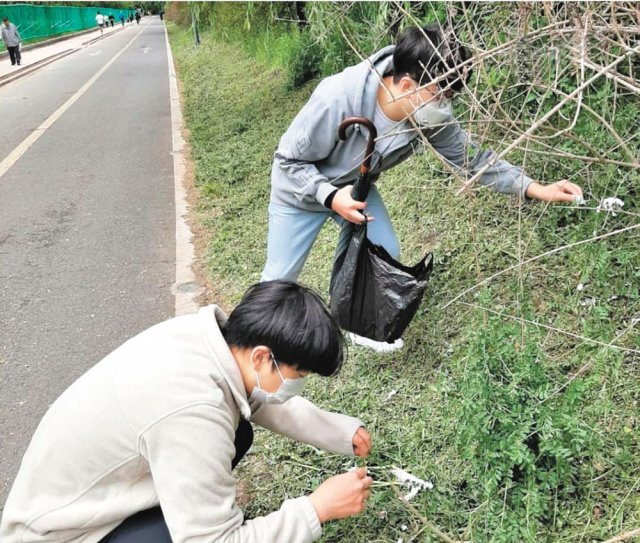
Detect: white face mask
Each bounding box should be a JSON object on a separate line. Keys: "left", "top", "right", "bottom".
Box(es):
{"left": 412, "top": 94, "right": 453, "bottom": 128}
{"left": 248, "top": 350, "right": 306, "bottom": 408}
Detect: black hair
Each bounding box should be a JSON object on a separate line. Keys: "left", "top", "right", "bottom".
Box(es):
{"left": 393, "top": 23, "right": 472, "bottom": 92}
{"left": 2, "top": 17, "right": 8, "bottom": 21}
{"left": 222, "top": 280, "right": 345, "bottom": 377}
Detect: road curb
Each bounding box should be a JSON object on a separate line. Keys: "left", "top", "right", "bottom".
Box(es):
{"left": 81, "top": 25, "right": 127, "bottom": 46}
{"left": 0, "top": 48, "right": 77, "bottom": 88}
{"left": 164, "top": 24, "right": 203, "bottom": 316}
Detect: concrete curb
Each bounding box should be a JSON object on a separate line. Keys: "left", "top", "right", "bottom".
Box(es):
{"left": 0, "top": 48, "right": 77, "bottom": 88}
{"left": 164, "top": 23, "right": 203, "bottom": 316}
{"left": 81, "top": 25, "right": 127, "bottom": 46}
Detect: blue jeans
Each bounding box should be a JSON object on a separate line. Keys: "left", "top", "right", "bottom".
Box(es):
{"left": 261, "top": 186, "right": 400, "bottom": 281}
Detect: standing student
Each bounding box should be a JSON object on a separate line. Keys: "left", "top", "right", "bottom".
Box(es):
{"left": 262, "top": 23, "right": 583, "bottom": 352}
{"left": 119, "top": 12, "right": 125, "bottom": 27}
{"left": 95, "top": 11, "right": 105, "bottom": 34}
{"left": 1, "top": 17, "right": 21, "bottom": 66}
{"left": 1, "top": 281, "right": 373, "bottom": 543}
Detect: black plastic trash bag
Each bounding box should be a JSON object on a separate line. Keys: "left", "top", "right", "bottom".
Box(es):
{"left": 329, "top": 116, "right": 433, "bottom": 342}
{"left": 330, "top": 220, "right": 433, "bottom": 343}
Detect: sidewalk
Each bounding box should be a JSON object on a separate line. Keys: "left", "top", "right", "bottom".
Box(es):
{"left": 0, "top": 22, "right": 132, "bottom": 81}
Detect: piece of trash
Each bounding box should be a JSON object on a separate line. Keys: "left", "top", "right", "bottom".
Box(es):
{"left": 580, "top": 297, "right": 596, "bottom": 308}
{"left": 390, "top": 468, "right": 433, "bottom": 501}
{"left": 385, "top": 389, "right": 398, "bottom": 401}
{"left": 597, "top": 197, "right": 624, "bottom": 216}
{"left": 574, "top": 194, "right": 586, "bottom": 205}
{"left": 401, "top": 524, "right": 408, "bottom": 531}
{"left": 576, "top": 283, "right": 585, "bottom": 292}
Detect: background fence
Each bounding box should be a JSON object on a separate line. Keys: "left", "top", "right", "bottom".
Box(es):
{"left": 0, "top": 3, "right": 134, "bottom": 50}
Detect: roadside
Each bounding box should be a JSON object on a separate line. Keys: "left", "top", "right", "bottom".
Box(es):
{"left": 167, "top": 21, "right": 640, "bottom": 543}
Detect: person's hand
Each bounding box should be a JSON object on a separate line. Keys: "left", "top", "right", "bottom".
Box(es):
{"left": 331, "top": 185, "right": 374, "bottom": 225}
{"left": 525, "top": 180, "right": 583, "bottom": 203}
{"left": 309, "top": 468, "right": 373, "bottom": 523}
{"left": 352, "top": 427, "right": 372, "bottom": 458}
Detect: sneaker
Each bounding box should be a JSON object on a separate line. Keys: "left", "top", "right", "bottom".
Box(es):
{"left": 348, "top": 332, "right": 404, "bottom": 353}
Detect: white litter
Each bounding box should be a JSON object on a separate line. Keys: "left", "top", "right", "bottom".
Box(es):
{"left": 597, "top": 197, "right": 624, "bottom": 216}
{"left": 390, "top": 468, "right": 433, "bottom": 501}
{"left": 580, "top": 297, "right": 596, "bottom": 308}
{"left": 385, "top": 389, "right": 398, "bottom": 401}
{"left": 574, "top": 194, "right": 586, "bottom": 205}
{"left": 349, "top": 332, "right": 404, "bottom": 353}
{"left": 401, "top": 524, "right": 408, "bottom": 531}
{"left": 576, "top": 283, "right": 585, "bottom": 292}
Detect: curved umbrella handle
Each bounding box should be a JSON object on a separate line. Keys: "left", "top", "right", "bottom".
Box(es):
{"left": 339, "top": 117, "right": 377, "bottom": 174}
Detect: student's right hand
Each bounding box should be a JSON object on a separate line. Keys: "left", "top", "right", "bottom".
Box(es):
{"left": 331, "top": 185, "right": 374, "bottom": 225}
{"left": 309, "top": 468, "right": 373, "bottom": 523}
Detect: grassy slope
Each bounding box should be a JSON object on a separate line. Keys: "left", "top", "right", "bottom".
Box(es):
{"left": 168, "top": 23, "right": 640, "bottom": 543}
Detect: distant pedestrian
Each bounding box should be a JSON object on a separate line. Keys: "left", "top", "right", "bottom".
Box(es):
{"left": 1, "top": 17, "right": 21, "bottom": 66}
{"left": 119, "top": 12, "right": 125, "bottom": 27}
{"left": 108, "top": 14, "right": 115, "bottom": 28}
{"left": 95, "top": 11, "right": 105, "bottom": 35}
{"left": 159, "top": 9, "right": 164, "bottom": 21}
{"left": 135, "top": 9, "right": 141, "bottom": 25}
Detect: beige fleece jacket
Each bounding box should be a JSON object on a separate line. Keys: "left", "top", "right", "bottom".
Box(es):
{"left": 1, "top": 305, "right": 364, "bottom": 543}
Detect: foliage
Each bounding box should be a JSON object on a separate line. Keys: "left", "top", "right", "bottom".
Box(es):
{"left": 166, "top": 2, "right": 640, "bottom": 540}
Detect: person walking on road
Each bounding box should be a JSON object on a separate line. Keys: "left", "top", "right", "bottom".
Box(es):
{"left": 95, "top": 11, "right": 105, "bottom": 35}
{"left": 159, "top": 9, "right": 164, "bottom": 21}
{"left": 135, "top": 8, "right": 141, "bottom": 25}
{"left": 1, "top": 17, "right": 21, "bottom": 66}
{"left": 108, "top": 13, "right": 115, "bottom": 28}
{"left": 119, "top": 12, "right": 125, "bottom": 27}
{"left": 0, "top": 281, "right": 373, "bottom": 543}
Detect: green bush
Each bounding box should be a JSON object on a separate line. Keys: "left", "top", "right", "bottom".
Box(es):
{"left": 453, "top": 305, "right": 601, "bottom": 541}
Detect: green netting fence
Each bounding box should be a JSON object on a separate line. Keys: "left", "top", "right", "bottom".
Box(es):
{"left": 1, "top": 3, "right": 133, "bottom": 51}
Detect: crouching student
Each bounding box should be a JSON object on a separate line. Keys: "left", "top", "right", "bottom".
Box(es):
{"left": 1, "top": 281, "right": 374, "bottom": 543}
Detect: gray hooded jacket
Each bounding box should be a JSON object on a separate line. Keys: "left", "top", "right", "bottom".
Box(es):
{"left": 1, "top": 23, "right": 21, "bottom": 47}
{"left": 271, "top": 45, "right": 533, "bottom": 212}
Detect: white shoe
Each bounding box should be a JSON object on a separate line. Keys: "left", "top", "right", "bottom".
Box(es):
{"left": 348, "top": 333, "right": 404, "bottom": 353}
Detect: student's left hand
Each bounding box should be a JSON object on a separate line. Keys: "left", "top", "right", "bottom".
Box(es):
{"left": 352, "top": 427, "right": 372, "bottom": 458}
{"left": 525, "top": 180, "right": 583, "bottom": 203}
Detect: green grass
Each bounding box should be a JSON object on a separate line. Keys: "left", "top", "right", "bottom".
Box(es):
{"left": 168, "top": 22, "right": 640, "bottom": 543}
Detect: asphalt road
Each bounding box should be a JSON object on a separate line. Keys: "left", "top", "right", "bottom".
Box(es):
{"left": 0, "top": 17, "right": 175, "bottom": 506}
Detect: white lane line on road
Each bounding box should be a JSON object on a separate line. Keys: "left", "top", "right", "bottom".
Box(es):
{"left": 0, "top": 25, "right": 146, "bottom": 181}
{"left": 164, "top": 23, "right": 202, "bottom": 316}
{"left": 88, "top": 50, "right": 103, "bottom": 56}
